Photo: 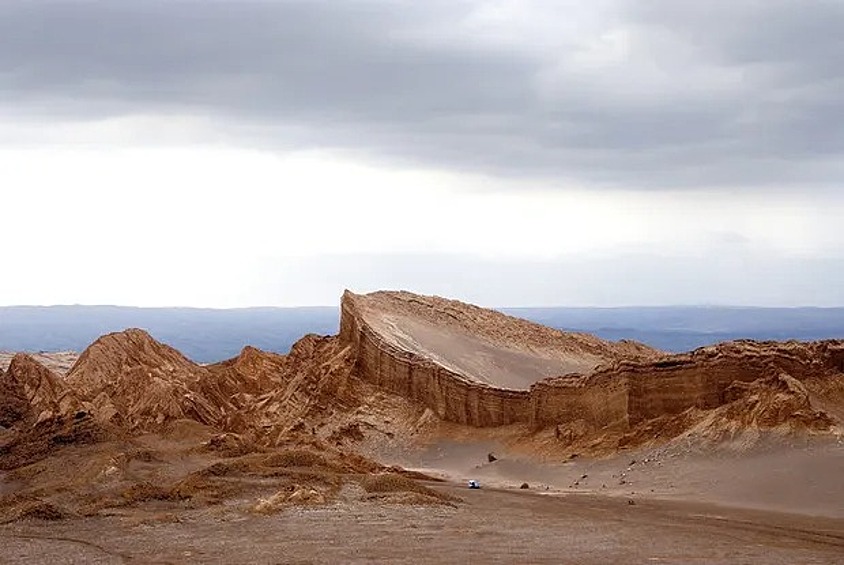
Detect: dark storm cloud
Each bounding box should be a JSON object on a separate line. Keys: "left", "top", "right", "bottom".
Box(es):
{"left": 1, "top": 0, "right": 842, "bottom": 188}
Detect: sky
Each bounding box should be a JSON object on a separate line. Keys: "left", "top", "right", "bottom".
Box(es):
{"left": 1, "top": 0, "right": 842, "bottom": 308}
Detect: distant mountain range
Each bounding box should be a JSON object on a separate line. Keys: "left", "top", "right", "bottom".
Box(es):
{"left": 0, "top": 306, "right": 338, "bottom": 363}
{"left": 504, "top": 306, "right": 844, "bottom": 353}
{"left": 1, "top": 304, "right": 841, "bottom": 363}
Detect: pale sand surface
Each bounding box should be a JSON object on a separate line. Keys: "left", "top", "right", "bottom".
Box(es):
{"left": 388, "top": 436, "right": 844, "bottom": 518}
{"left": 369, "top": 313, "right": 597, "bottom": 389}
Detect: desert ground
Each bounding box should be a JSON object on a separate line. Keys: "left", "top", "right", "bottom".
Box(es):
{"left": 2, "top": 420, "right": 842, "bottom": 564}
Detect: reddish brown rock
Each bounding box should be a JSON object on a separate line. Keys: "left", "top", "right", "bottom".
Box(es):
{"left": 65, "top": 329, "right": 238, "bottom": 431}
{"left": 339, "top": 290, "right": 659, "bottom": 427}
{"left": 338, "top": 290, "right": 843, "bottom": 438}
{"left": 2, "top": 353, "right": 85, "bottom": 426}
{"left": 206, "top": 345, "right": 287, "bottom": 397}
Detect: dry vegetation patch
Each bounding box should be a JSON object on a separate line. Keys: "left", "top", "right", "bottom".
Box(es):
{"left": 359, "top": 473, "right": 460, "bottom": 505}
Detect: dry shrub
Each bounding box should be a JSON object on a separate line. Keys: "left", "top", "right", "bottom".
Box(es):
{"left": 121, "top": 482, "right": 178, "bottom": 504}
{"left": 0, "top": 495, "right": 70, "bottom": 523}
{"left": 168, "top": 473, "right": 240, "bottom": 504}
{"left": 16, "top": 501, "right": 69, "bottom": 521}
{"left": 252, "top": 485, "right": 328, "bottom": 514}
{"left": 196, "top": 458, "right": 252, "bottom": 477}
{"left": 204, "top": 433, "right": 257, "bottom": 458}
{"left": 359, "top": 473, "right": 459, "bottom": 504}
{"left": 127, "top": 448, "right": 160, "bottom": 463}
{"left": 327, "top": 422, "right": 365, "bottom": 444}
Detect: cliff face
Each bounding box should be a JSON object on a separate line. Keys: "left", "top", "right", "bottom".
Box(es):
{"left": 340, "top": 291, "right": 658, "bottom": 427}
{"left": 624, "top": 340, "right": 844, "bottom": 424}
{"left": 340, "top": 291, "right": 844, "bottom": 435}
{"left": 529, "top": 340, "right": 844, "bottom": 431}
{"left": 341, "top": 291, "right": 543, "bottom": 426}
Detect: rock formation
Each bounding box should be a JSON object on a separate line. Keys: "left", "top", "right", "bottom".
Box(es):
{"left": 2, "top": 290, "right": 841, "bottom": 463}
{"left": 339, "top": 290, "right": 658, "bottom": 426}
{"left": 65, "top": 329, "right": 242, "bottom": 431}
{"left": 338, "top": 290, "right": 844, "bottom": 438}
{"left": 1, "top": 354, "right": 85, "bottom": 426}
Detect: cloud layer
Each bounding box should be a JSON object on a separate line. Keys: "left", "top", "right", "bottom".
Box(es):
{"left": 3, "top": 0, "right": 842, "bottom": 188}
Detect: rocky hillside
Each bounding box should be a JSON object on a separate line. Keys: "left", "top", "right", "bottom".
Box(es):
{"left": 1, "top": 290, "right": 842, "bottom": 471}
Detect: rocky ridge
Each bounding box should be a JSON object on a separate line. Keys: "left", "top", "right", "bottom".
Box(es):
{"left": 1, "top": 290, "right": 842, "bottom": 469}
{"left": 340, "top": 291, "right": 844, "bottom": 440}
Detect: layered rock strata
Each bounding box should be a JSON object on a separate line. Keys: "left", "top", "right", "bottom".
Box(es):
{"left": 340, "top": 291, "right": 844, "bottom": 432}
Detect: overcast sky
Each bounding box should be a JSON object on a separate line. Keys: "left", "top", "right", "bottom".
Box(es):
{"left": 1, "top": 0, "right": 842, "bottom": 307}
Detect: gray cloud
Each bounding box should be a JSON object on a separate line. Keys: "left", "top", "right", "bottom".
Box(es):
{"left": 1, "top": 0, "right": 842, "bottom": 188}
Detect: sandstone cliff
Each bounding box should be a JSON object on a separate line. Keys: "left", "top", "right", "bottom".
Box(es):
{"left": 338, "top": 290, "right": 843, "bottom": 439}
{"left": 339, "top": 290, "right": 660, "bottom": 426}
{"left": 530, "top": 339, "right": 844, "bottom": 438}
{"left": 2, "top": 291, "right": 841, "bottom": 460}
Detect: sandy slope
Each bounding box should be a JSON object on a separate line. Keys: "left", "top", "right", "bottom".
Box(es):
{"left": 384, "top": 435, "right": 844, "bottom": 518}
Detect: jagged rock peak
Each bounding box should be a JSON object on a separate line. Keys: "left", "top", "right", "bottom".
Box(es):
{"left": 66, "top": 328, "right": 201, "bottom": 392}
{"left": 3, "top": 353, "right": 85, "bottom": 425}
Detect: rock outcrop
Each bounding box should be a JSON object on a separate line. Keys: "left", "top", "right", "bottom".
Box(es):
{"left": 65, "top": 329, "right": 241, "bottom": 431}
{"left": 236, "top": 335, "right": 360, "bottom": 433}
{"left": 2, "top": 290, "right": 841, "bottom": 461}
{"left": 1, "top": 354, "right": 85, "bottom": 426}
{"left": 206, "top": 345, "right": 287, "bottom": 396}
{"left": 0, "top": 354, "right": 103, "bottom": 470}
{"left": 530, "top": 340, "right": 844, "bottom": 433}
{"left": 339, "top": 290, "right": 658, "bottom": 426}
{"left": 339, "top": 291, "right": 844, "bottom": 436}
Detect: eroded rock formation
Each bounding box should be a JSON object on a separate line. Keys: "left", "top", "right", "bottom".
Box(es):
{"left": 340, "top": 290, "right": 661, "bottom": 426}
{"left": 2, "top": 353, "right": 85, "bottom": 426}
{"left": 2, "top": 290, "right": 841, "bottom": 464}
{"left": 65, "top": 329, "right": 246, "bottom": 431}
{"left": 339, "top": 290, "right": 844, "bottom": 436}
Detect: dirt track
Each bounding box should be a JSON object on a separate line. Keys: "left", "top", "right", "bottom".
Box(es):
{"left": 1, "top": 484, "right": 843, "bottom": 564}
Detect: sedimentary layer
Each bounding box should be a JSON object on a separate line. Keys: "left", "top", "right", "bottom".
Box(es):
{"left": 340, "top": 291, "right": 844, "bottom": 432}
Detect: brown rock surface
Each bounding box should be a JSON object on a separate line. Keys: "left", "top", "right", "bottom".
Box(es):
{"left": 0, "top": 351, "right": 79, "bottom": 376}
{"left": 65, "top": 329, "right": 238, "bottom": 431}
{"left": 1, "top": 354, "right": 85, "bottom": 426}
{"left": 340, "top": 290, "right": 658, "bottom": 427}
{"left": 206, "top": 345, "right": 287, "bottom": 396}
{"left": 338, "top": 290, "right": 843, "bottom": 445}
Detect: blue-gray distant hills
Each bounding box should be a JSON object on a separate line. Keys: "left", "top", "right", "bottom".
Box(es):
{"left": 0, "top": 306, "right": 338, "bottom": 363}
{"left": 503, "top": 306, "right": 844, "bottom": 354}
{"left": 0, "top": 304, "right": 841, "bottom": 363}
